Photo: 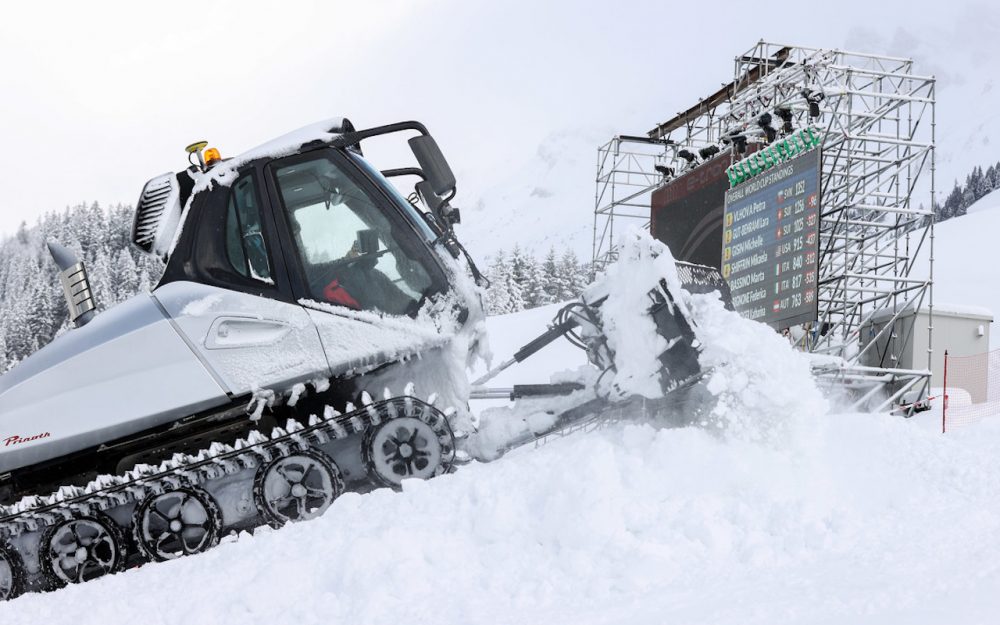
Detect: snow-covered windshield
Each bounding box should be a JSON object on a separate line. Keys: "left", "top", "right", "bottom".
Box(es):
{"left": 348, "top": 152, "right": 439, "bottom": 243}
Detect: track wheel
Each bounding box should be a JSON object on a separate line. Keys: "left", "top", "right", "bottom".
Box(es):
{"left": 363, "top": 403, "right": 456, "bottom": 488}
{"left": 0, "top": 542, "right": 24, "bottom": 600}
{"left": 41, "top": 514, "right": 126, "bottom": 587}
{"left": 254, "top": 450, "right": 343, "bottom": 528}
{"left": 132, "top": 487, "right": 222, "bottom": 562}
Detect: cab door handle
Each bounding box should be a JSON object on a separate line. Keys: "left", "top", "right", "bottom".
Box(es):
{"left": 204, "top": 316, "right": 292, "bottom": 349}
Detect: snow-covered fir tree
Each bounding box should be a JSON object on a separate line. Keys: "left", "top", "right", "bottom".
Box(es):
{"left": 0, "top": 203, "right": 163, "bottom": 371}
{"left": 484, "top": 251, "right": 513, "bottom": 314}
{"left": 523, "top": 258, "right": 551, "bottom": 309}
{"left": 934, "top": 159, "right": 1000, "bottom": 222}
{"left": 482, "top": 246, "right": 592, "bottom": 315}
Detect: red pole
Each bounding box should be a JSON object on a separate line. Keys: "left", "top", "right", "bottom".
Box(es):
{"left": 942, "top": 350, "right": 949, "bottom": 434}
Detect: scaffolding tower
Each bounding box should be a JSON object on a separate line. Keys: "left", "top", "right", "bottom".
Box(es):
{"left": 594, "top": 42, "right": 935, "bottom": 381}
{"left": 591, "top": 135, "right": 672, "bottom": 270}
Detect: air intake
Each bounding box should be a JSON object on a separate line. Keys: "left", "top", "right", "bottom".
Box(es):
{"left": 132, "top": 173, "right": 182, "bottom": 259}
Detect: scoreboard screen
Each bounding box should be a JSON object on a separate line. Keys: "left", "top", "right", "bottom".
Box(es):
{"left": 722, "top": 149, "right": 821, "bottom": 330}
{"left": 650, "top": 151, "right": 732, "bottom": 269}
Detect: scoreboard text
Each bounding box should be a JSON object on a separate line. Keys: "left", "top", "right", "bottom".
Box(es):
{"left": 722, "top": 149, "right": 821, "bottom": 330}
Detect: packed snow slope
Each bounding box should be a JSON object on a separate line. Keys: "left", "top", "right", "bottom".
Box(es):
{"left": 913, "top": 189, "right": 1000, "bottom": 342}
{"left": 6, "top": 290, "right": 1000, "bottom": 624}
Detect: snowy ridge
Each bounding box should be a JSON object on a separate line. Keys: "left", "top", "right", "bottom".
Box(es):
{"left": 457, "top": 126, "right": 611, "bottom": 261}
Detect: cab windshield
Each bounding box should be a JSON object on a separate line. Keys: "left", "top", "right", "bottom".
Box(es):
{"left": 274, "top": 152, "right": 439, "bottom": 316}
{"left": 348, "top": 152, "right": 440, "bottom": 244}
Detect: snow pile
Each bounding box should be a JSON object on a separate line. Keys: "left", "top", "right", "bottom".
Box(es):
{"left": 690, "top": 292, "right": 828, "bottom": 445}
{"left": 589, "top": 228, "right": 828, "bottom": 445}
{"left": 469, "top": 229, "right": 827, "bottom": 455}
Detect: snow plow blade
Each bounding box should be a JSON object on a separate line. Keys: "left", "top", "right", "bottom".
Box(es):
{"left": 475, "top": 260, "right": 727, "bottom": 395}
{"left": 471, "top": 256, "right": 730, "bottom": 455}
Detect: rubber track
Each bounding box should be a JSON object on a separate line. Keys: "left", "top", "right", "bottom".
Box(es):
{"left": 0, "top": 393, "right": 454, "bottom": 541}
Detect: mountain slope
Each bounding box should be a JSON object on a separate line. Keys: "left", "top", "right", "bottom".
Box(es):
{"left": 457, "top": 126, "right": 611, "bottom": 261}
{"left": 912, "top": 191, "right": 1000, "bottom": 335}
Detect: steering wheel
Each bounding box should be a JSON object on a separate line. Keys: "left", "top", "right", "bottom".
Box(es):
{"left": 324, "top": 247, "right": 391, "bottom": 273}
{"left": 310, "top": 249, "right": 392, "bottom": 310}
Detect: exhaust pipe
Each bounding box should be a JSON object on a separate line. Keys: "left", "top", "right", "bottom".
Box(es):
{"left": 47, "top": 241, "right": 96, "bottom": 327}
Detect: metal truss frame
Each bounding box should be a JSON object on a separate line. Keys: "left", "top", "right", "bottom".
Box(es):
{"left": 591, "top": 135, "right": 672, "bottom": 271}
{"left": 593, "top": 41, "right": 936, "bottom": 376}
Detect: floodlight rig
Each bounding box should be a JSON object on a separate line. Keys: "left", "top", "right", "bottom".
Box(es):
{"left": 698, "top": 145, "right": 721, "bottom": 160}
{"left": 801, "top": 88, "right": 826, "bottom": 118}
{"left": 757, "top": 113, "right": 778, "bottom": 143}
{"left": 653, "top": 163, "right": 675, "bottom": 179}
{"left": 775, "top": 107, "right": 794, "bottom": 135}
{"left": 721, "top": 131, "right": 748, "bottom": 154}
{"left": 677, "top": 149, "right": 699, "bottom": 170}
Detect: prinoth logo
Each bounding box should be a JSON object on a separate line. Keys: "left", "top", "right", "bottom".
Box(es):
{"left": 4, "top": 432, "right": 51, "bottom": 447}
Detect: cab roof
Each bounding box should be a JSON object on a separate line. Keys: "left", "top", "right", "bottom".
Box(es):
{"left": 190, "top": 117, "right": 352, "bottom": 194}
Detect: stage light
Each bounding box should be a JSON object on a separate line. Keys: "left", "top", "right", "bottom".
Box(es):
{"left": 721, "top": 130, "right": 749, "bottom": 155}
{"left": 801, "top": 88, "right": 825, "bottom": 118}
{"left": 757, "top": 113, "right": 777, "bottom": 143}
{"left": 698, "top": 145, "right": 720, "bottom": 160}
{"left": 775, "top": 107, "right": 794, "bottom": 134}
{"left": 729, "top": 135, "right": 748, "bottom": 155}
{"left": 654, "top": 164, "right": 675, "bottom": 178}
{"left": 678, "top": 149, "right": 697, "bottom": 163}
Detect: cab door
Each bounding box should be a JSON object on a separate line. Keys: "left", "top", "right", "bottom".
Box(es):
{"left": 155, "top": 169, "right": 332, "bottom": 396}
{"left": 264, "top": 149, "right": 453, "bottom": 377}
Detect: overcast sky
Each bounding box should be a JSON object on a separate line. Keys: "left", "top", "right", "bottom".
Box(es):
{"left": 0, "top": 0, "right": 995, "bottom": 236}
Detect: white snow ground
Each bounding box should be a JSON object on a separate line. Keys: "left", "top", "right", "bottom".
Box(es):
{"left": 15, "top": 413, "right": 1000, "bottom": 625}
{"left": 6, "top": 279, "right": 1000, "bottom": 624}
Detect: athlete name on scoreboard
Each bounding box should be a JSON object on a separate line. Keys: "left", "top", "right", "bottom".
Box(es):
{"left": 722, "top": 148, "right": 821, "bottom": 329}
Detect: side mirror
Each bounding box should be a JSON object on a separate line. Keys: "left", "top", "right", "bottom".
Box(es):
{"left": 415, "top": 180, "right": 445, "bottom": 213}
{"left": 408, "top": 135, "right": 456, "bottom": 197}
{"left": 416, "top": 180, "right": 461, "bottom": 228}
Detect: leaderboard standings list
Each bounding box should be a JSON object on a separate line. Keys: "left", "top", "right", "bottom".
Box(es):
{"left": 722, "top": 149, "right": 821, "bottom": 330}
